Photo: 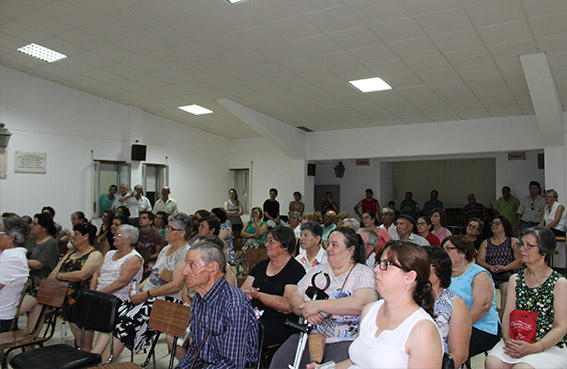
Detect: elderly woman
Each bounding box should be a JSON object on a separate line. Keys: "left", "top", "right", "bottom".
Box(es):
{"left": 443, "top": 235, "right": 500, "bottom": 365}
{"left": 341, "top": 218, "right": 360, "bottom": 230}
{"left": 93, "top": 213, "right": 191, "bottom": 362}
{"left": 465, "top": 217, "right": 485, "bottom": 251}
{"left": 288, "top": 211, "right": 302, "bottom": 240}
{"left": 426, "top": 247, "right": 471, "bottom": 368}
{"left": 477, "top": 215, "right": 522, "bottom": 315}
{"left": 270, "top": 227, "right": 378, "bottom": 368}
{"left": 0, "top": 216, "right": 29, "bottom": 332}
{"left": 20, "top": 222, "right": 103, "bottom": 348}
{"left": 430, "top": 208, "right": 452, "bottom": 242}
{"left": 241, "top": 207, "right": 268, "bottom": 247}
{"left": 539, "top": 189, "right": 566, "bottom": 237}
{"left": 417, "top": 215, "right": 441, "bottom": 247}
{"left": 295, "top": 221, "right": 327, "bottom": 269}
{"left": 241, "top": 227, "right": 305, "bottom": 349}
{"left": 325, "top": 241, "right": 443, "bottom": 369}
{"left": 24, "top": 213, "right": 59, "bottom": 286}
{"left": 486, "top": 227, "right": 567, "bottom": 368}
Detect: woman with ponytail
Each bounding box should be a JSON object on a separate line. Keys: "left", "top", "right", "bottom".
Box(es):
{"left": 332, "top": 240, "right": 443, "bottom": 369}
{"left": 270, "top": 227, "right": 378, "bottom": 369}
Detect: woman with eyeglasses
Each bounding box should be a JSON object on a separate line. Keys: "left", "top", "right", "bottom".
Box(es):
{"left": 240, "top": 227, "right": 305, "bottom": 352}
{"left": 93, "top": 213, "right": 190, "bottom": 362}
{"left": 442, "top": 235, "right": 500, "bottom": 366}
{"left": 486, "top": 227, "right": 567, "bottom": 368}
{"left": 539, "top": 189, "right": 566, "bottom": 237}
{"left": 318, "top": 241, "right": 443, "bottom": 369}
{"left": 465, "top": 218, "right": 485, "bottom": 251}
{"left": 476, "top": 215, "right": 522, "bottom": 315}
{"left": 270, "top": 227, "right": 378, "bottom": 369}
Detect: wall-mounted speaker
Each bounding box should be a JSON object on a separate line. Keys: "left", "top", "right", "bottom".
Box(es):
{"left": 307, "top": 163, "right": 316, "bottom": 176}
{"left": 131, "top": 144, "right": 147, "bottom": 161}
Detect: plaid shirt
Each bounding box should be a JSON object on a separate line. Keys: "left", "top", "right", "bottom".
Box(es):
{"left": 177, "top": 277, "right": 258, "bottom": 369}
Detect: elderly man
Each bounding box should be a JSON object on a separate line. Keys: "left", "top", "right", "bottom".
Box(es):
{"left": 379, "top": 207, "right": 398, "bottom": 239}
{"left": 516, "top": 181, "right": 546, "bottom": 234}
{"left": 392, "top": 215, "right": 430, "bottom": 247}
{"left": 153, "top": 186, "right": 178, "bottom": 216}
{"left": 133, "top": 185, "right": 152, "bottom": 213}
{"left": 322, "top": 210, "right": 337, "bottom": 243}
{"left": 112, "top": 183, "right": 139, "bottom": 218}
{"left": 357, "top": 228, "right": 379, "bottom": 269}
{"left": 177, "top": 243, "right": 258, "bottom": 369}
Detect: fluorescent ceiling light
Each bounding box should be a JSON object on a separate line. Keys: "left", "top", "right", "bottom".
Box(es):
{"left": 226, "top": 0, "right": 248, "bottom": 3}
{"left": 349, "top": 77, "right": 392, "bottom": 93}
{"left": 17, "top": 43, "right": 67, "bottom": 63}
{"left": 179, "top": 104, "right": 213, "bottom": 115}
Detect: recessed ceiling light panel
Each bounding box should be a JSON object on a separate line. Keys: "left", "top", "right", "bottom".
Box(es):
{"left": 17, "top": 43, "right": 67, "bottom": 63}
{"left": 349, "top": 77, "right": 392, "bottom": 93}
{"left": 179, "top": 104, "right": 213, "bottom": 115}
{"left": 226, "top": 0, "right": 249, "bottom": 3}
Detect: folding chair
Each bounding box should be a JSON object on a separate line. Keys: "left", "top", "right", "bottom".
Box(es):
{"left": 101, "top": 299, "right": 191, "bottom": 369}
{"left": 0, "top": 278, "right": 68, "bottom": 369}
{"left": 10, "top": 290, "right": 121, "bottom": 369}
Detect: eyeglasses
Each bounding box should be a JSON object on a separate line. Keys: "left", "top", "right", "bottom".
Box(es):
{"left": 377, "top": 260, "right": 410, "bottom": 272}
{"left": 520, "top": 241, "right": 538, "bottom": 250}
{"left": 467, "top": 224, "right": 480, "bottom": 231}
{"left": 443, "top": 246, "right": 458, "bottom": 252}
{"left": 491, "top": 221, "right": 502, "bottom": 226}
{"left": 166, "top": 225, "right": 184, "bottom": 232}
{"left": 114, "top": 233, "right": 124, "bottom": 238}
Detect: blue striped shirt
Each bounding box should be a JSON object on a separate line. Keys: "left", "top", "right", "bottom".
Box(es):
{"left": 177, "top": 277, "right": 258, "bottom": 369}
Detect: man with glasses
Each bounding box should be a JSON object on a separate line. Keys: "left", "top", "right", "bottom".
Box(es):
{"left": 392, "top": 215, "right": 430, "bottom": 247}
{"left": 516, "top": 181, "right": 546, "bottom": 234}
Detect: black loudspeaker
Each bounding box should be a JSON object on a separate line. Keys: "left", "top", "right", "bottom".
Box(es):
{"left": 307, "top": 163, "right": 316, "bottom": 176}
{"left": 131, "top": 144, "right": 147, "bottom": 161}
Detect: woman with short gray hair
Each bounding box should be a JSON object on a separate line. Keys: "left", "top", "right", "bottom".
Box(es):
{"left": 539, "top": 189, "right": 566, "bottom": 237}
{"left": 0, "top": 216, "right": 29, "bottom": 332}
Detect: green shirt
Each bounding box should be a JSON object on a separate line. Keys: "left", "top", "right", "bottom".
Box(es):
{"left": 494, "top": 196, "right": 520, "bottom": 228}
{"left": 322, "top": 223, "right": 337, "bottom": 242}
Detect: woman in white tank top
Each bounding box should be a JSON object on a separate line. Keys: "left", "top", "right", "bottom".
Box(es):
{"left": 312, "top": 241, "right": 443, "bottom": 369}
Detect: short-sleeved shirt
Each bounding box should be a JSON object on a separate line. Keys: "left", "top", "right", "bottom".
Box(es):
{"left": 99, "top": 194, "right": 116, "bottom": 214}
{"left": 296, "top": 263, "right": 376, "bottom": 343}
{"left": 24, "top": 236, "right": 59, "bottom": 281}
{"left": 263, "top": 199, "right": 280, "bottom": 221}
{"left": 136, "top": 228, "right": 165, "bottom": 263}
{"left": 400, "top": 200, "right": 419, "bottom": 219}
{"left": 424, "top": 199, "right": 444, "bottom": 211}
{"left": 145, "top": 243, "right": 189, "bottom": 301}
{"left": 322, "top": 223, "right": 337, "bottom": 242}
{"left": 152, "top": 198, "right": 178, "bottom": 215}
{"left": 517, "top": 195, "right": 546, "bottom": 224}
{"left": 0, "top": 247, "right": 29, "bottom": 319}
{"left": 361, "top": 199, "right": 378, "bottom": 215}
{"left": 494, "top": 196, "right": 520, "bottom": 228}
{"left": 463, "top": 203, "right": 487, "bottom": 220}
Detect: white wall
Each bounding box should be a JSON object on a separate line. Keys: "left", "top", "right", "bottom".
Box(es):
{"left": 0, "top": 66, "right": 230, "bottom": 230}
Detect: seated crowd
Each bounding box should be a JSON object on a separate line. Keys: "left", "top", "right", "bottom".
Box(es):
{"left": 0, "top": 183, "right": 566, "bottom": 369}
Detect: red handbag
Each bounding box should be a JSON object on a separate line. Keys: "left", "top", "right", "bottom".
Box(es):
{"left": 509, "top": 309, "right": 538, "bottom": 343}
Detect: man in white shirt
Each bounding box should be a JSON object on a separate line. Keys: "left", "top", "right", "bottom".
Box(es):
{"left": 516, "top": 181, "right": 546, "bottom": 234}
{"left": 133, "top": 185, "right": 152, "bottom": 213}
{"left": 392, "top": 215, "right": 430, "bottom": 247}
{"left": 153, "top": 186, "right": 178, "bottom": 216}
{"left": 379, "top": 207, "right": 398, "bottom": 239}
{"left": 112, "top": 183, "right": 139, "bottom": 218}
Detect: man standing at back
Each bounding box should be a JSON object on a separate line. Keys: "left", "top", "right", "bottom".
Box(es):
{"left": 516, "top": 181, "right": 546, "bottom": 234}
{"left": 177, "top": 243, "right": 258, "bottom": 369}
{"left": 353, "top": 189, "right": 380, "bottom": 221}
{"left": 423, "top": 190, "right": 444, "bottom": 216}
{"left": 153, "top": 186, "right": 178, "bottom": 216}
{"left": 493, "top": 186, "right": 520, "bottom": 231}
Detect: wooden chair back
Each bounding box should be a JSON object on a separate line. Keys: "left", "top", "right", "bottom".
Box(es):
{"left": 35, "top": 279, "right": 68, "bottom": 307}
{"left": 148, "top": 299, "right": 191, "bottom": 337}
{"left": 245, "top": 247, "right": 267, "bottom": 272}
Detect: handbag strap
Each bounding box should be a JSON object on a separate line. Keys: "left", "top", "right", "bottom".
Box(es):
{"left": 321, "top": 263, "right": 356, "bottom": 336}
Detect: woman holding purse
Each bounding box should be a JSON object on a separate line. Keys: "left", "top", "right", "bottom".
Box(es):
{"left": 486, "top": 226, "right": 567, "bottom": 368}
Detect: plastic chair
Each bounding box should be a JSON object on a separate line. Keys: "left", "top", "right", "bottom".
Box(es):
{"left": 10, "top": 290, "right": 121, "bottom": 369}
{"left": 100, "top": 299, "right": 191, "bottom": 369}
{"left": 0, "top": 278, "right": 68, "bottom": 369}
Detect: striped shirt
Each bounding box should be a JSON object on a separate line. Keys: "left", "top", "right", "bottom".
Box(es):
{"left": 177, "top": 277, "right": 258, "bottom": 369}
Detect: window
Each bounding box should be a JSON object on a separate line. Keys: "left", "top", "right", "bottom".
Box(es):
{"left": 92, "top": 161, "right": 130, "bottom": 218}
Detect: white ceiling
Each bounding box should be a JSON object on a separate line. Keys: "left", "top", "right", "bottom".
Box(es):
{"left": 1, "top": 0, "right": 566, "bottom": 139}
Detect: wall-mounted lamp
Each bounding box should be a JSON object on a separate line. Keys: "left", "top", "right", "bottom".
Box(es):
{"left": 334, "top": 161, "right": 345, "bottom": 178}
{"left": 0, "top": 123, "right": 12, "bottom": 148}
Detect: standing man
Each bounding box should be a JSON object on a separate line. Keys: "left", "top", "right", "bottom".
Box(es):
{"left": 99, "top": 185, "right": 117, "bottom": 215}
{"left": 136, "top": 211, "right": 165, "bottom": 268}
{"left": 112, "top": 183, "right": 139, "bottom": 218}
{"left": 177, "top": 243, "right": 258, "bottom": 369}
{"left": 353, "top": 189, "right": 380, "bottom": 221}
{"left": 263, "top": 188, "right": 285, "bottom": 227}
{"left": 423, "top": 190, "right": 444, "bottom": 216}
{"left": 392, "top": 215, "right": 430, "bottom": 247}
{"left": 322, "top": 210, "right": 337, "bottom": 243}
{"left": 133, "top": 185, "right": 152, "bottom": 214}
{"left": 493, "top": 186, "right": 520, "bottom": 231}
{"left": 463, "top": 194, "right": 487, "bottom": 222}
{"left": 320, "top": 192, "right": 339, "bottom": 215}
{"left": 153, "top": 186, "right": 178, "bottom": 216}
{"left": 399, "top": 191, "right": 419, "bottom": 219}
{"left": 516, "top": 181, "right": 546, "bottom": 233}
